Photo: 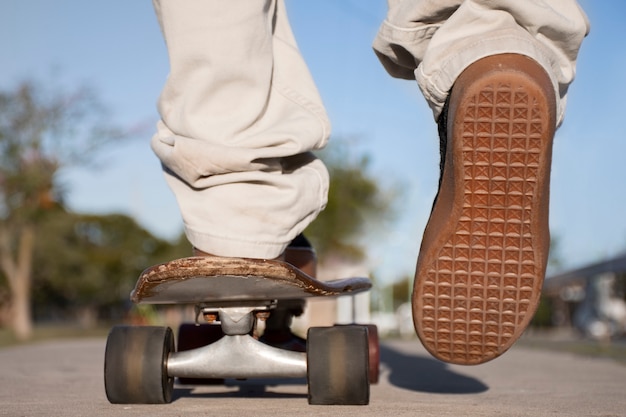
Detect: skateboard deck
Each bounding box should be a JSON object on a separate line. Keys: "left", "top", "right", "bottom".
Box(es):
{"left": 131, "top": 256, "right": 372, "bottom": 305}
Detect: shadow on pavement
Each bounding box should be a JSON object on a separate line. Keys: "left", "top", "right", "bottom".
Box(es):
{"left": 172, "top": 378, "right": 308, "bottom": 402}
{"left": 381, "top": 343, "right": 489, "bottom": 394}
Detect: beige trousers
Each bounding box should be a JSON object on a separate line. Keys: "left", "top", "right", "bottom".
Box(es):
{"left": 373, "top": 0, "right": 590, "bottom": 125}
{"left": 151, "top": 0, "right": 589, "bottom": 259}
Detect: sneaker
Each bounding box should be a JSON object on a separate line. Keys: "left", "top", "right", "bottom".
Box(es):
{"left": 260, "top": 234, "right": 316, "bottom": 352}
{"left": 413, "top": 54, "right": 556, "bottom": 365}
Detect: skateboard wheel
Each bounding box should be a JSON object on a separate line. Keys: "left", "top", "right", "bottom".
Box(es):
{"left": 335, "top": 323, "right": 380, "bottom": 384}
{"left": 177, "top": 323, "right": 224, "bottom": 385}
{"left": 365, "top": 324, "right": 380, "bottom": 384}
{"left": 307, "top": 325, "right": 370, "bottom": 405}
{"left": 104, "top": 326, "right": 174, "bottom": 404}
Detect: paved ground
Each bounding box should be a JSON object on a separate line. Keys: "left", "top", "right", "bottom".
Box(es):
{"left": 1, "top": 336, "right": 625, "bottom": 416}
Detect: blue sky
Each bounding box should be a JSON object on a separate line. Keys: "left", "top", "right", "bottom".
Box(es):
{"left": 2, "top": 1, "right": 625, "bottom": 283}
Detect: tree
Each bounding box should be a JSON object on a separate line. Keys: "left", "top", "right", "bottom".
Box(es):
{"left": 305, "top": 140, "right": 397, "bottom": 262}
{"left": 31, "top": 211, "right": 190, "bottom": 325}
{"left": 0, "top": 80, "right": 126, "bottom": 340}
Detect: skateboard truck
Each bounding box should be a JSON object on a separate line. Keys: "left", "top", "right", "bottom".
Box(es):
{"left": 168, "top": 306, "right": 307, "bottom": 380}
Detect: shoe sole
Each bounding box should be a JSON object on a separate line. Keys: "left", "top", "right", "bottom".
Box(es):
{"left": 413, "top": 55, "right": 556, "bottom": 365}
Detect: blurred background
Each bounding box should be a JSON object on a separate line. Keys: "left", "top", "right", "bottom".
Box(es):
{"left": 1, "top": 0, "right": 624, "bottom": 355}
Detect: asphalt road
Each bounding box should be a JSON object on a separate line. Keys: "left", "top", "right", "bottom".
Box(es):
{"left": 1, "top": 336, "right": 624, "bottom": 416}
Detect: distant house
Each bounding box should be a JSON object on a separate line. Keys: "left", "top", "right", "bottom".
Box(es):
{"left": 543, "top": 252, "right": 626, "bottom": 339}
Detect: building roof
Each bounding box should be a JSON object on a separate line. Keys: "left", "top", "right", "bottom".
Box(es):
{"left": 543, "top": 252, "right": 626, "bottom": 295}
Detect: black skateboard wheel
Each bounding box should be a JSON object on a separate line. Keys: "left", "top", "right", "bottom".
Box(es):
{"left": 307, "top": 325, "right": 370, "bottom": 405}
{"left": 334, "top": 323, "right": 380, "bottom": 384}
{"left": 104, "top": 326, "right": 174, "bottom": 404}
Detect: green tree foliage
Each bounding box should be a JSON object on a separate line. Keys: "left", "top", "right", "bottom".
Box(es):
{"left": 305, "top": 140, "right": 397, "bottom": 261}
{"left": 0, "top": 80, "right": 126, "bottom": 339}
{"left": 530, "top": 235, "right": 566, "bottom": 328}
{"left": 31, "top": 210, "right": 189, "bottom": 322}
{"left": 390, "top": 276, "right": 412, "bottom": 311}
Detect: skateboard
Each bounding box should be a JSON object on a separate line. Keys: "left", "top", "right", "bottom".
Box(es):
{"left": 104, "top": 256, "right": 378, "bottom": 406}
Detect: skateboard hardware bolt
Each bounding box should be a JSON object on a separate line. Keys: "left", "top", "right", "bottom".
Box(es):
{"left": 203, "top": 313, "right": 218, "bottom": 323}
{"left": 255, "top": 311, "right": 271, "bottom": 321}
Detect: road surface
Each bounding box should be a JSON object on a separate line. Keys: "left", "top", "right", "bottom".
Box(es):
{"left": 1, "top": 336, "right": 624, "bottom": 416}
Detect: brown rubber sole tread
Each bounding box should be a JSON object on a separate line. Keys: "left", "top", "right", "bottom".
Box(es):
{"left": 413, "top": 55, "right": 556, "bottom": 365}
